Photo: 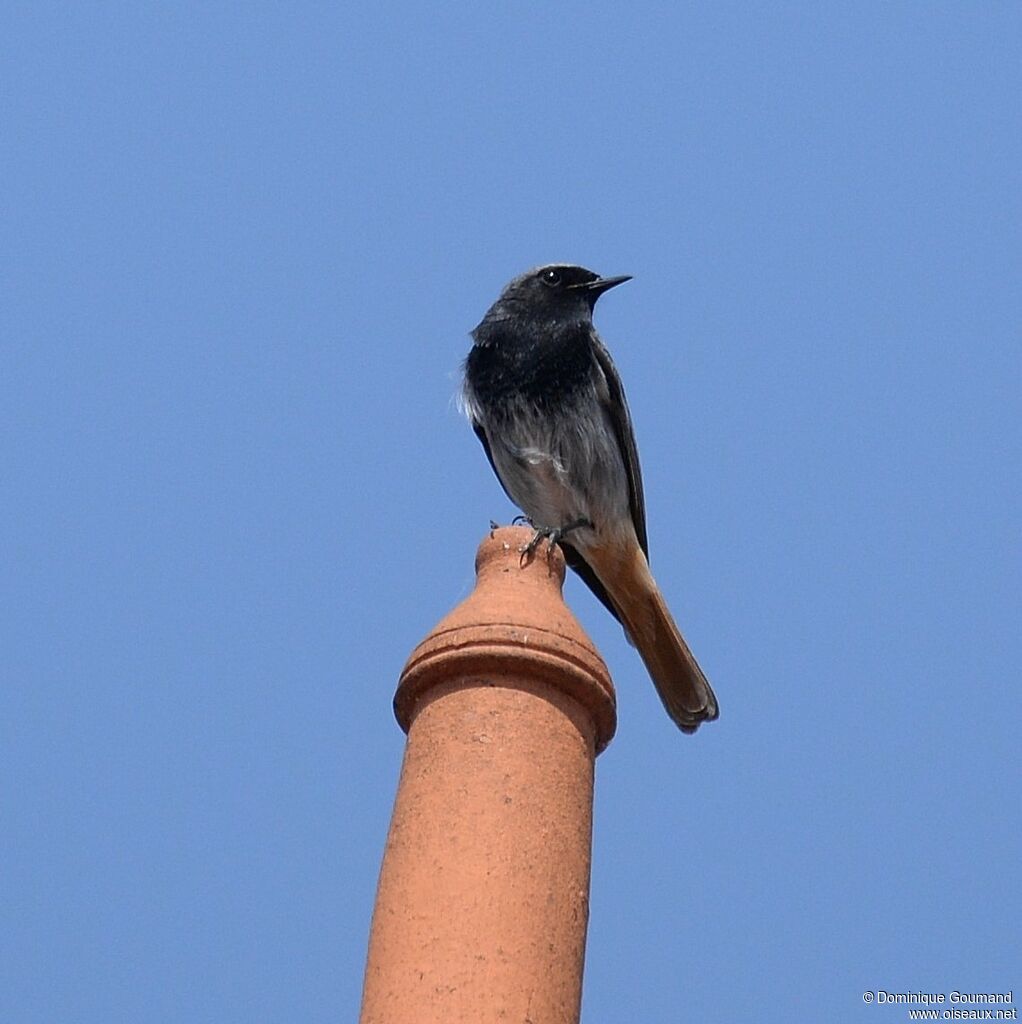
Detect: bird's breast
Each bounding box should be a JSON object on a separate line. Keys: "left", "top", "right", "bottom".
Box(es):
{"left": 466, "top": 322, "right": 596, "bottom": 413}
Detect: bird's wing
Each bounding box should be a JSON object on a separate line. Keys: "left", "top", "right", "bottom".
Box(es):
{"left": 559, "top": 330, "right": 650, "bottom": 629}
{"left": 589, "top": 329, "right": 649, "bottom": 558}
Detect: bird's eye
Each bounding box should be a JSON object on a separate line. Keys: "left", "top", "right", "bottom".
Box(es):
{"left": 541, "top": 269, "right": 562, "bottom": 287}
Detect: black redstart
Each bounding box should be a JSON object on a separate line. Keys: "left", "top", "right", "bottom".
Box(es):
{"left": 462, "top": 264, "right": 718, "bottom": 733}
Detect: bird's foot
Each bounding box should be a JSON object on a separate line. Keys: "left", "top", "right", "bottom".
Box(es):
{"left": 547, "top": 516, "right": 593, "bottom": 547}
{"left": 518, "top": 517, "right": 593, "bottom": 567}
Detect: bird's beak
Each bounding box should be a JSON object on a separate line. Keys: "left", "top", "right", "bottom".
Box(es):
{"left": 573, "top": 274, "right": 632, "bottom": 298}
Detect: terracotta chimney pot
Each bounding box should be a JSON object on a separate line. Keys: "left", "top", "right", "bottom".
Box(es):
{"left": 360, "top": 526, "right": 616, "bottom": 1024}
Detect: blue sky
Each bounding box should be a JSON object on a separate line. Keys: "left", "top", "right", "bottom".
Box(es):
{"left": 3, "top": 4, "right": 1018, "bottom": 1022}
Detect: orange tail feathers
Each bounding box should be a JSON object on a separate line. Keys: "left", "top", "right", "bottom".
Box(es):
{"left": 586, "top": 537, "right": 718, "bottom": 734}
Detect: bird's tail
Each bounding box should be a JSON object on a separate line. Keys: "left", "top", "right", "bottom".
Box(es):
{"left": 586, "top": 537, "right": 718, "bottom": 734}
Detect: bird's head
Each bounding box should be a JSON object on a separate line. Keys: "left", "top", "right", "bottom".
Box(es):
{"left": 472, "top": 264, "right": 631, "bottom": 341}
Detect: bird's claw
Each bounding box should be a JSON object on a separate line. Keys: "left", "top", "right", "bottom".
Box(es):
{"left": 519, "top": 528, "right": 549, "bottom": 566}
{"left": 517, "top": 517, "right": 593, "bottom": 567}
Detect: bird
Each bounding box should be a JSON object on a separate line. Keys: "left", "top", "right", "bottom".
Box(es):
{"left": 461, "top": 263, "right": 718, "bottom": 733}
